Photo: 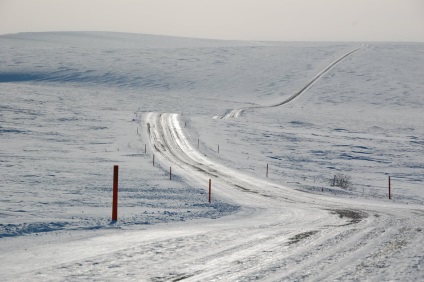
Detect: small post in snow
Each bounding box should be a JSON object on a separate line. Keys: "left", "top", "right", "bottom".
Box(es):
{"left": 170, "top": 166, "right": 172, "bottom": 180}
{"left": 145, "top": 144, "right": 147, "bottom": 154}
{"left": 218, "top": 145, "right": 220, "bottom": 154}
{"left": 208, "top": 179, "right": 212, "bottom": 203}
{"left": 388, "top": 176, "right": 391, "bottom": 200}
{"left": 153, "top": 154, "right": 155, "bottom": 166}
{"left": 266, "top": 163, "right": 269, "bottom": 178}
{"left": 112, "top": 165, "right": 119, "bottom": 222}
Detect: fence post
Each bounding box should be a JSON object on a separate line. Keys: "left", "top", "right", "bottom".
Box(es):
{"left": 209, "top": 179, "right": 212, "bottom": 203}
{"left": 112, "top": 165, "right": 119, "bottom": 221}
{"left": 389, "top": 176, "right": 391, "bottom": 200}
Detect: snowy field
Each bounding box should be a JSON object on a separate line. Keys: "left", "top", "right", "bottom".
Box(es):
{"left": 1, "top": 32, "right": 423, "bottom": 280}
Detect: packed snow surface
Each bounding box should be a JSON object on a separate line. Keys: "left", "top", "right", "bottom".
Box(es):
{"left": 1, "top": 32, "right": 423, "bottom": 281}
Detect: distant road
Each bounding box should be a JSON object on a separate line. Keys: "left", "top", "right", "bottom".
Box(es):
{"left": 218, "top": 44, "right": 366, "bottom": 119}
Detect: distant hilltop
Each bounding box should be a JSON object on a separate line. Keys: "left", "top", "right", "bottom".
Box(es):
{"left": 0, "top": 31, "right": 263, "bottom": 49}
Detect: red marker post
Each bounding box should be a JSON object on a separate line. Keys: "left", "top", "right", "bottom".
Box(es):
{"left": 112, "top": 165, "right": 119, "bottom": 221}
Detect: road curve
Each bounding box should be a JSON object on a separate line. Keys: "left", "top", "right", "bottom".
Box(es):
{"left": 6, "top": 112, "right": 422, "bottom": 280}
{"left": 137, "top": 112, "right": 424, "bottom": 280}
{"left": 219, "top": 44, "right": 366, "bottom": 119}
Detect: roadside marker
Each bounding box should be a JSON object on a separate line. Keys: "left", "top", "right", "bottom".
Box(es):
{"left": 112, "top": 165, "right": 119, "bottom": 222}
{"left": 266, "top": 163, "right": 269, "bottom": 178}
{"left": 209, "top": 179, "right": 212, "bottom": 203}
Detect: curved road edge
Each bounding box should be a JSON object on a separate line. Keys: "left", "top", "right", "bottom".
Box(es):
{"left": 219, "top": 44, "right": 367, "bottom": 119}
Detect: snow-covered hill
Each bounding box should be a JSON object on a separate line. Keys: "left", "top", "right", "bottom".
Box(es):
{"left": 1, "top": 32, "right": 423, "bottom": 280}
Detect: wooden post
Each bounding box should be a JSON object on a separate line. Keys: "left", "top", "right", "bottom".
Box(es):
{"left": 208, "top": 179, "right": 212, "bottom": 203}
{"left": 112, "top": 165, "right": 119, "bottom": 221}
{"left": 170, "top": 166, "right": 172, "bottom": 180}
{"left": 389, "top": 176, "right": 391, "bottom": 200}
{"left": 266, "top": 163, "right": 269, "bottom": 178}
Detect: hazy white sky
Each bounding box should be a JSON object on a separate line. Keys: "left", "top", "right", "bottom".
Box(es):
{"left": 1, "top": 0, "right": 423, "bottom": 41}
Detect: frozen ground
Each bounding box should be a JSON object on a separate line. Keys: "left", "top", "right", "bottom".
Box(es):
{"left": 0, "top": 32, "right": 423, "bottom": 280}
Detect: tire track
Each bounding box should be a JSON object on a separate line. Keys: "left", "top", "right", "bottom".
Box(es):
{"left": 11, "top": 110, "right": 422, "bottom": 281}
{"left": 137, "top": 110, "right": 423, "bottom": 281}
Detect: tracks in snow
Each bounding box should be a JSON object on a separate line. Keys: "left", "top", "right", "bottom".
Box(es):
{"left": 131, "top": 112, "right": 423, "bottom": 280}
{"left": 5, "top": 111, "right": 423, "bottom": 281}
{"left": 218, "top": 44, "right": 366, "bottom": 119}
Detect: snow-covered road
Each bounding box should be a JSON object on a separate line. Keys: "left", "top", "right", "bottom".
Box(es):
{"left": 4, "top": 112, "right": 421, "bottom": 281}
{"left": 218, "top": 44, "right": 366, "bottom": 119}
{"left": 1, "top": 113, "right": 424, "bottom": 281}
{"left": 1, "top": 110, "right": 423, "bottom": 281}
{"left": 137, "top": 112, "right": 424, "bottom": 280}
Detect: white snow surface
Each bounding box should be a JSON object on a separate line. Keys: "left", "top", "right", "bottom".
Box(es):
{"left": 1, "top": 32, "right": 423, "bottom": 281}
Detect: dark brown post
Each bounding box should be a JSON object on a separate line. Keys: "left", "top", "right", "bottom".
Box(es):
{"left": 208, "top": 179, "right": 212, "bottom": 203}
{"left": 112, "top": 165, "right": 119, "bottom": 221}
{"left": 266, "top": 163, "right": 269, "bottom": 178}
